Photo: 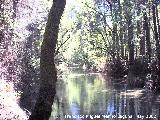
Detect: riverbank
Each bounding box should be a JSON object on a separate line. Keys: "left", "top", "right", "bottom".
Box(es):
{"left": 0, "top": 80, "right": 28, "bottom": 120}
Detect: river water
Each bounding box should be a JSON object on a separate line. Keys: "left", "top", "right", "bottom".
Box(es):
{"left": 49, "top": 72, "right": 160, "bottom": 120}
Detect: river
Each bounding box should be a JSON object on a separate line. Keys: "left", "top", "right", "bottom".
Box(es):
{"left": 49, "top": 72, "right": 160, "bottom": 120}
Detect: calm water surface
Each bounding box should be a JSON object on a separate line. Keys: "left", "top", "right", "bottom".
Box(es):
{"left": 50, "top": 72, "right": 160, "bottom": 120}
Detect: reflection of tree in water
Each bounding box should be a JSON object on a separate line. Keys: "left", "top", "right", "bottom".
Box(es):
{"left": 138, "top": 92, "right": 159, "bottom": 119}
{"left": 53, "top": 73, "right": 160, "bottom": 120}
{"left": 55, "top": 74, "right": 108, "bottom": 118}
{"left": 128, "top": 98, "right": 136, "bottom": 120}
{"left": 86, "top": 75, "right": 97, "bottom": 85}
{"left": 103, "top": 88, "right": 160, "bottom": 120}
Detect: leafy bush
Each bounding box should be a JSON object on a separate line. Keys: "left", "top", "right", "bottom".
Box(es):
{"left": 133, "top": 56, "right": 150, "bottom": 77}
{"left": 108, "top": 58, "right": 128, "bottom": 78}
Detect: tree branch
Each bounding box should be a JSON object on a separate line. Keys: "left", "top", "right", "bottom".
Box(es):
{"left": 84, "top": 2, "right": 113, "bottom": 32}
{"left": 55, "top": 35, "right": 70, "bottom": 56}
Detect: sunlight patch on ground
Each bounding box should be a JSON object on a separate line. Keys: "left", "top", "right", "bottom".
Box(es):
{"left": 0, "top": 80, "right": 28, "bottom": 120}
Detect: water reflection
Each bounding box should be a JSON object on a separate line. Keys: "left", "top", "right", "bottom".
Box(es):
{"left": 50, "top": 73, "right": 160, "bottom": 120}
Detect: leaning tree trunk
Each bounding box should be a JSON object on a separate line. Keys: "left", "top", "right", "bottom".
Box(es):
{"left": 29, "top": 0, "right": 66, "bottom": 120}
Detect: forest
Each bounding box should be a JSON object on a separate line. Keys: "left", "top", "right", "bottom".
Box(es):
{"left": 1, "top": 0, "right": 160, "bottom": 120}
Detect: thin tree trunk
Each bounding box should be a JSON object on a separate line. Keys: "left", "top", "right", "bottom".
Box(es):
{"left": 112, "top": 24, "right": 117, "bottom": 62}
{"left": 29, "top": 0, "right": 66, "bottom": 120}
{"left": 118, "top": 0, "right": 125, "bottom": 59}
{"left": 156, "top": 3, "right": 160, "bottom": 43}
{"left": 0, "top": 0, "right": 5, "bottom": 43}
{"left": 155, "top": 4, "right": 160, "bottom": 84}
{"left": 128, "top": 19, "right": 134, "bottom": 65}
{"left": 139, "top": 16, "right": 145, "bottom": 56}
{"left": 139, "top": 30, "right": 145, "bottom": 55}
{"left": 144, "top": 12, "right": 151, "bottom": 62}
{"left": 127, "top": 14, "right": 134, "bottom": 86}
{"left": 152, "top": 4, "right": 160, "bottom": 87}
{"left": 152, "top": 4, "right": 159, "bottom": 56}
{"left": 12, "top": 0, "right": 18, "bottom": 18}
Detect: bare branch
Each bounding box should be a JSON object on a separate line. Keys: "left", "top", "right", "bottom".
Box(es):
{"left": 55, "top": 35, "right": 70, "bottom": 56}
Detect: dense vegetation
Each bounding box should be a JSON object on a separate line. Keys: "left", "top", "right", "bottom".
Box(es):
{"left": 56, "top": 0, "right": 160, "bottom": 91}
{"left": 1, "top": 0, "right": 160, "bottom": 119}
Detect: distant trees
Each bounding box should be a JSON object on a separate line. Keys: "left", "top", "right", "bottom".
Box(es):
{"left": 28, "top": 0, "right": 160, "bottom": 91}
{"left": 65, "top": 0, "right": 160, "bottom": 89}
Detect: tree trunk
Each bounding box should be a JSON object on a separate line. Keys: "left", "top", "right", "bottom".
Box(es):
{"left": 139, "top": 16, "right": 145, "bottom": 56}
{"left": 152, "top": 4, "right": 160, "bottom": 73}
{"left": 152, "top": 4, "right": 159, "bottom": 56}
{"left": 0, "top": 0, "right": 5, "bottom": 43}
{"left": 139, "top": 28, "right": 145, "bottom": 56}
{"left": 127, "top": 14, "right": 134, "bottom": 86}
{"left": 154, "top": 4, "right": 160, "bottom": 85}
{"left": 12, "top": 0, "right": 18, "bottom": 18}
{"left": 156, "top": 3, "right": 160, "bottom": 44}
{"left": 144, "top": 12, "right": 151, "bottom": 62}
{"left": 111, "top": 24, "right": 117, "bottom": 62}
{"left": 118, "top": 0, "right": 124, "bottom": 58}
{"left": 29, "top": 0, "right": 66, "bottom": 120}
{"left": 128, "top": 19, "right": 134, "bottom": 65}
